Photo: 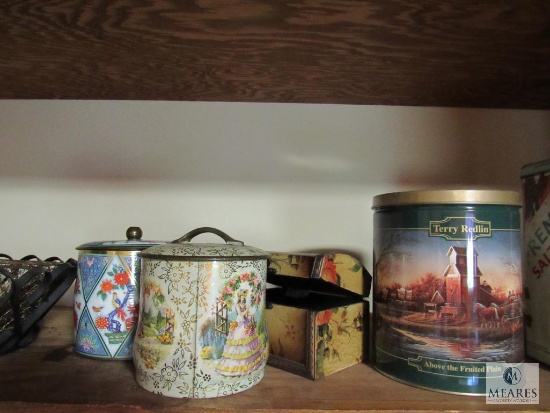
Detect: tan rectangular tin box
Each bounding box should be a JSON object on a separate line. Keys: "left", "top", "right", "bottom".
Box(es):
{"left": 266, "top": 252, "right": 371, "bottom": 380}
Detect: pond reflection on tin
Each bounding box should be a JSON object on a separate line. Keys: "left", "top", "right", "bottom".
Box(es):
{"left": 376, "top": 320, "right": 523, "bottom": 362}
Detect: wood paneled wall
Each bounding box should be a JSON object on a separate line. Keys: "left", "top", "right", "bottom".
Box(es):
{"left": 1, "top": 1, "right": 549, "bottom": 108}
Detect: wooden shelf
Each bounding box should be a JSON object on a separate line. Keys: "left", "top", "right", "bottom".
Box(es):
{"left": 0, "top": 1, "right": 549, "bottom": 108}
{"left": 0, "top": 307, "right": 548, "bottom": 412}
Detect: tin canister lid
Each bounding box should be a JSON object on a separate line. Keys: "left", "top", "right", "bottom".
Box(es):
{"left": 521, "top": 158, "right": 550, "bottom": 178}
{"left": 76, "top": 227, "right": 166, "bottom": 251}
{"left": 372, "top": 189, "right": 521, "bottom": 208}
{"left": 140, "top": 227, "right": 268, "bottom": 261}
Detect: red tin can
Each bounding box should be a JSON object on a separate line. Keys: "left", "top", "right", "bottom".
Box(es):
{"left": 521, "top": 159, "right": 550, "bottom": 365}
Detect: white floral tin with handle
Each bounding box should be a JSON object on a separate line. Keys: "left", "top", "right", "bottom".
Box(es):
{"left": 134, "top": 227, "right": 269, "bottom": 398}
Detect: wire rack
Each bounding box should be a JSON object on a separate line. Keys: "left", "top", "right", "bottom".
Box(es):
{"left": 0, "top": 254, "right": 76, "bottom": 354}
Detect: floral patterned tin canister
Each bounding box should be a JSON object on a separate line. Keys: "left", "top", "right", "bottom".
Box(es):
{"left": 74, "top": 227, "right": 165, "bottom": 360}
{"left": 372, "top": 190, "right": 524, "bottom": 395}
{"left": 134, "top": 227, "right": 269, "bottom": 398}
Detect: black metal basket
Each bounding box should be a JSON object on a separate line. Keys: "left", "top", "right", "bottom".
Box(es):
{"left": 0, "top": 254, "right": 76, "bottom": 354}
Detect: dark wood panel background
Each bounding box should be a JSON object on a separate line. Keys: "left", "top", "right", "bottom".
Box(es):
{"left": 1, "top": 0, "right": 549, "bottom": 108}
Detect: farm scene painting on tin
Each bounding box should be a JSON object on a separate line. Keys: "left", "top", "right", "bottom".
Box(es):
{"left": 374, "top": 230, "right": 524, "bottom": 363}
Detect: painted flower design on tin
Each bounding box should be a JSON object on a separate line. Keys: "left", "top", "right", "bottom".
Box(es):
{"left": 96, "top": 264, "right": 132, "bottom": 300}
{"left": 78, "top": 335, "right": 95, "bottom": 352}
{"left": 90, "top": 262, "right": 138, "bottom": 346}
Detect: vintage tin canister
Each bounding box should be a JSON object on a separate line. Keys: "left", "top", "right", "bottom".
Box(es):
{"left": 372, "top": 190, "right": 524, "bottom": 395}
{"left": 521, "top": 159, "right": 550, "bottom": 365}
{"left": 133, "top": 227, "right": 269, "bottom": 398}
{"left": 74, "top": 227, "right": 165, "bottom": 359}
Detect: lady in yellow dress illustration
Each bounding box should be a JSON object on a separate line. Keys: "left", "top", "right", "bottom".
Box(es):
{"left": 216, "top": 289, "right": 266, "bottom": 377}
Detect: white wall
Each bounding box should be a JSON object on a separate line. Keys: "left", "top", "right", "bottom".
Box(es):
{"left": 1, "top": 100, "right": 549, "bottom": 305}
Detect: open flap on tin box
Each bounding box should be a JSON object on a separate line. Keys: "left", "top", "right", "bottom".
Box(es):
{"left": 266, "top": 269, "right": 370, "bottom": 311}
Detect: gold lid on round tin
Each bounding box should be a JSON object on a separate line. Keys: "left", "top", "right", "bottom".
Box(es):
{"left": 372, "top": 189, "right": 521, "bottom": 208}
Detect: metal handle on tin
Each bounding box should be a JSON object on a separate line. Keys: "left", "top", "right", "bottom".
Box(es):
{"left": 173, "top": 227, "right": 244, "bottom": 246}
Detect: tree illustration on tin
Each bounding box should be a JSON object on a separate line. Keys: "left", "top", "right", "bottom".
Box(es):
{"left": 375, "top": 231, "right": 416, "bottom": 290}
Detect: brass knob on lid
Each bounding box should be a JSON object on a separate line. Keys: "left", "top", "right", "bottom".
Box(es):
{"left": 126, "top": 227, "right": 143, "bottom": 241}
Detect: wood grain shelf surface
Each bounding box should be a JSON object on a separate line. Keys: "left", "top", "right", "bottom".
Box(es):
{"left": 0, "top": 307, "right": 548, "bottom": 412}
{"left": 1, "top": 1, "right": 549, "bottom": 108}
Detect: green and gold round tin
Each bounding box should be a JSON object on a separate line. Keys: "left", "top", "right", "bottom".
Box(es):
{"left": 372, "top": 190, "right": 524, "bottom": 395}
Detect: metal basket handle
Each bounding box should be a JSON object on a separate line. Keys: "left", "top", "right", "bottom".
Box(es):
{"left": 172, "top": 227, "right": 244, "bottom": 246}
